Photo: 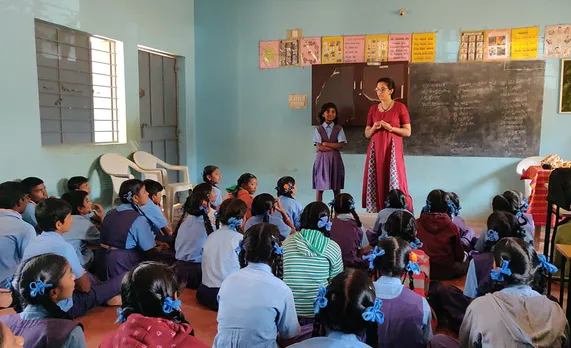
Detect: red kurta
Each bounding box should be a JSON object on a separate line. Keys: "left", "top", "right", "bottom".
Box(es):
{"left": 362, "top": 102, "right": 412, "bottom": 213}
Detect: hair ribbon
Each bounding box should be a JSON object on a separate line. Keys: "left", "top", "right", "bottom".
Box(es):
{"left": 317, "top": 216, "right": 332, "bottom": 231}
{"left": 273, "top": 242, "right": 283, "bottom": 255}
{"left": 123, "top": 191, "right": 133, "bottom": 203}
{"left": 406, "top": 252, "right": 421, "bottom": 275}
{"left": 384, "top": 197, "right": 391, "bottom": 208}
{"left": 486, "top": 230, "right": 499, "bottom": 242}
{"left": 362, "top": 246, "right": 386, "bottom": 270}
{"left": 349, "top": 199, "right": 356, "bottom": 211}
{"left": 29, "top": 280, "right": 53, "bottom": 297}
{"left": 422, "top": 200, "right": 431, "bottom": 213}
{"left": 115, "top": 308, "right": 127, "bottom": 323}
{"left": 162, "top": 296, "right": 181, "bottom": 314}
{"left": 227, "top": 217, "right": 243, "bottom": 231}
{"left": 235, "top": 239, "right": 244, "bottom": 254}
{"left": 409, "top": 238, "right": 423, "bottom": 250}
{"left": 327, "top": 199, "right": 336, "bottom": 208}
{"left": 362, "top": 298, "right": 385, "bottom": 324}
{"left": 490, "top": 260, "right": 512, "bottom": 281}
{"left": 313, "top": 285, "right": 328, "bottom": 315}
{"left": 538, "top": 254, "right": 558, "bottom": 274}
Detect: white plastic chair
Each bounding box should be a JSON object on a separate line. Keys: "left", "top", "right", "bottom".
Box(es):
{"left": 517, "top": 156, "right": 543, "bottom": 197}
{"left": 99, "top": 153, "right": 165, "bottom": 206}
{"left": 133, "top": 151, "right": 193, "bottom": 223}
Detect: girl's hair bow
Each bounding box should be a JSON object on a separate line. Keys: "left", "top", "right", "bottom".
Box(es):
{"left": 162, "top": 296, "right": 182, "bottom": 314}
{"left": 538, "top": 254, "right": 558, "bottom": 274}
{"left": 313, "top": 285, "right": 328, "bottom": 315}
{"left": 486, "top": 230, "right": 499, "bottom": 242}
{"left": 490, "top": 260, "right": 512, "bottom": 281}
{"left": 273, "top": 242, "right": 283, "bottom": 255}
{"left": 348, "top": 199, "right": 356, "bottom": 211}
{"left": 409, "top": 238, "right": 423, "bottom": 249}
{"left": 115, "top": 308, "right": 127, "bottom": 323}
{"left": 327, "top": 199, "right": 336, "bottom": 208}
{"left": 406, "top": 252, "right": 421, "bottom": 275}
{"left": 235, "top": 239, "right": 244, "bottom": 254}
{"left": 29, "top": 280, "right": 53, "bottom": 297}
{"left": 123, "top": 191, "right": 133, "bottom": 203}
{"left": 422, "top": 200, "right": 431, "bottom": 213}
{"left": 362, "top": 246, "right": 386, "bottom": 270}
{"left": 362, "top": 298, "right": 385, "bottom": 324}
{"left": 227, "top": 217, "right": 243, "bottom": 231}
{"left": 317, "top": 216, "right": 332, "bottom": 231}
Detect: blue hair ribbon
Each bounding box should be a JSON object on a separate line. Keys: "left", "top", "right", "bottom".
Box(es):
{"left": 538, "top": 254, "right": 558, "bottom": 274}
{"left": 328, "top": 199, "right": 335, "bottom": 208}
{"left": 378, "top": 233, "right": 388, "bottom": 241}
{"left": 349, "top": 199, "right": 356, "bottom": 211}
{"left": 362, "top": 246, "right": 386, "bottom": 270}
{"left": 162, "top": 296, "right": 181, "bottom": 314}
{"left": 447, "top": 200, "right": 457, "bottom": 220}
{"left": 29, "top": 280, "right": 53, "bottom": 297}
{"left": 409, "top": 238, "right": 423, "bottom": 250}
{"left": 384, "top": 197, "right": 391, "bottom": 208}
{"left": 227, "top": 217, "right": 243, "bottom": 231}
{"left": 362, "top": 298, "right": 385, "bottom": 324}
{"left": 235, "top": 239, "right": 244, "bottom": 254}
{"left": 422, "top": 200, "right": 431, "bottom": 213}
{"left": 199, "top": 205, "right": 208, "bottom": 214}
{"left": 406, "top": 261, "right": 421, "bottom": 275}
{"left": 486, "top": 230, "right": 499, "bottom": 242}
{"left": 313, "top": 285, "right": 328, "bottom": 315}
{"left": 115, "top": 308, "right": 127, "bottom": 323}
{"left": 490, "top": 260, "right": 512, "bottom": 281}
{"left": 273, "top": 242, "right": 283, "bottom": 255}
{"left": 317, "top": 216, "right": 332, "bottom": 231}
{"left": 520, "top": 198, "right": 529, "bottom": 214}
{"left": 123, "top": 191, "right": 133, "bottom": 203}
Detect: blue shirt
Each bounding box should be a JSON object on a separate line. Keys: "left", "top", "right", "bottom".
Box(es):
{"left": 115, "top": 204, "right": 156, "bottom": 251}
{"left": 464, "top": 259, "right": 479, "bottom": 299}
{"left": 273, "top": 196, "right": 303, "bottom": 230}
{"left": 0, "top": 210, "right": 36, "bottom": 288}
{"left": 21, "top": 201, "right": 38, "bottom": 227}
{"left": 214, "top": 263, "right": 300, "bottom": 348}
{"left": 290, "top": 331, "right": 369, "bottom": 348}
{"left": 140, "top": 201, "right": 168, "bottom": 232}
{"left": 212, "top": 186, "right": 223, "bottom": 207}
{"left": 201, "top": 226, "right": 243, "bottom": 288}
{"left": 313, "top": 123, "right": 347, "bottom": 144}
{"left": 500, "top": 285, "right": 541, "bottom": 297}
{"left": 245, "top": 214, "right": 292, "bottom": 239}
{"left": 62, "top": 215, "right": 100, "bottom": 267}
{"left": 175, "top": 215, "right": 211, "bottom": 262}
{"left": 19, "top": 305, "right": 87, "bottom": 348}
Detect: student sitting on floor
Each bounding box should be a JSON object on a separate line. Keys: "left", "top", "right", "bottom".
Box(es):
{"left": 203, "top": 165, "right": 223, "bottom": 210}
{"left": 449, "top": 192, "right": 477, "bottom": 252}
{"left": 101, "top": 262, "right": 208, "bottom": 348}
{"left": 0, "top": 254, "right": 87, "bottom": 347}
{"left": 369, "top": 189, "right": 409, "bottom": 244}
{"left": 142, "top": 179, "right": 173, "bottom": 237}
{"left": 67, "top": 176, "right": 104, "bottom": 227}
{"left": 214, "top": 223, "right": 300, "bottom": 347}
{"left": 0, "top": 321, "right": 24, "bottom": 347}
{"left": 244, "top": 194, "right": 296, "bottom": 241}
{"left": 225, "top": 173, "right": 257, "bottom": 220}
{"left": 20, "top": 177, "right": 48, "bottom": 231}
{"left": 273, "top": 176, "right": 303, "bottom": 230}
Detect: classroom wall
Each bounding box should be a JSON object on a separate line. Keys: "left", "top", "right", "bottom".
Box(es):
{"left": 0, "top": 0, "right": 196, "bottom": 204}
{"left": 195, "top": 0, "right": 571, "bottom": 219}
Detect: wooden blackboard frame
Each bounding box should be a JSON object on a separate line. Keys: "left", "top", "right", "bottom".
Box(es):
{"left": 560, "top": 59, "right": 571, "bottom": 114}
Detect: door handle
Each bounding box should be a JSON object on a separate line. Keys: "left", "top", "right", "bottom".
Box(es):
{"left": 140, "top": 123, "right": 148, "bottom": 138}
{"left": 360, "top": 81, "right": 363, "bottom": 91}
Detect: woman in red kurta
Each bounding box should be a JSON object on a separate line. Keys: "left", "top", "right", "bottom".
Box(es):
{"left": 362, "top": 77, "right": 413, "bottom": 213}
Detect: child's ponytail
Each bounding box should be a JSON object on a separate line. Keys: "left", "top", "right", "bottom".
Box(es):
{"left": 276, "top": 177, "right": 296, "bottom": 199}
{"left": 331, "top": 193, "right": 362, "bottom": 228}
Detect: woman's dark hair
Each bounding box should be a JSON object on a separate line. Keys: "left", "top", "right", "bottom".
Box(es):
{"left": 67, "top": 176, "right": 88, "bottom": 192}
{"left": 239, "top": 223, "right": 283, "bottom": 279}
{"left": 276, "top": 176, "right": 295, "bottom": 198}
{"left": 424, "top": 189, "right": 454, "bottom": 217}
{"left": 485, "top": 212, "right": 525, "bottom": 252}
{"left": 35, "top": 198, "right": 72, "bottom": 232}
{"left": 448, "top": 192, "right": 461, "bottom": 216}
{"left": 202, "top": 165, "right": 219, "bottom": 186}
{"left": 215, "top": 198, "right": 247, "bottom": 233}
{"left": 119, "top": 262, "right": 188, "bottom": 325}
{"left": 11, "top": 254, "right": 71, "bottom": 320}
{"left": 143, "top": 179, "right": 164, "bottom": 198}
{"left": 332, "top": 193, "right": 362, "bottom": 228}
{"left": 317, "top": 102, "right": 339, "bottom": 125}
{"left": 376, "top": 77, "right": 396, "bottom": 98}
{"left": 0, "top": 182, "right": 27, "bottom": 210}
{"left": 175, "top": 191, "right": 214, "bottom": 236}
{"left": 61, "top": 190, "right": 89, "bottom": 216}
{"left": 312, "top": 269, "right": 378, "bottom": 346}
{"left": 371, "top": 237, "right": 415, "bottom": 290}
{"left": 385, "top": 189, "right": 407, "bottom": 209}
{"left": 251, "top": 194, "right": 274, "bottom": 222}
{"left": 385, "top": 210, "right": 416, "bottom": 243}
{"left": 492, "top": 238, "right": 545, "bottom": 293}
{"left": 21, "top": 177, "right": 44, "bottom": 195}
{"left": 300, "top": 202, "right": 331, "bottom": 237}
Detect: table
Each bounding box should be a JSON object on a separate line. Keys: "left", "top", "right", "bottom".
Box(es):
{"left": 556, "top": 244, "right": 571, "bottom": 320}
{"left": 521, "top": 166, "right": 552, "bottom": 227}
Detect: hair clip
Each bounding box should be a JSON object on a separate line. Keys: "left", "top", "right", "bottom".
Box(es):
{"left": 384, "top": 198, "right": 391, "bottom": 208}
{"left": 273, "top": 242, "right": 283, "bottom": 255}
{"left": 29, "top": 280, "right": 53, "bottom": 297}
{"left": 227, "top": 217, "right": 243, "bottom": 231}
{"left": 490, "top": 260, "right": 512, "bottom": 281}
{"left": 538, "top": 254, "right": 558, "bottom": 274}
{"left": 486, "top": 230, "right": 499, "bottom": 242}
{"left": 406, "top": 252, "right": 421, "bottom": 275}
{"left": 362, "top": 298, "right": 385, "bottom": 324}
{"left": 422, "top": 200, "right": 431, "bottom": 213}
{"left": 235, "top": 239, "right": 244, "bottom": 254}
{"left": 283, "top": 183, "right": 291, "bottom": 192}
{"left": 313, "top": 285, "right": 328, "bottom": 315}
{"left": 115, "top": 308, "right": 127, "bottom": 323}
{"left": 349, "top": 199, "right": 356, "bottom": 211}
{"left": 317, "top": 216, "right": 332, "bottom": 231}
{"left": 123, "top": 191, "right": 133, "bottom": 203}
{"left": 162, "top": 296, "right": 181, "bottom": 314}
{"left": 362, "top": 246, "right": 386, "bottom": 270}
{"left": 410, "top": 238, "right": 423, "bottom": 250}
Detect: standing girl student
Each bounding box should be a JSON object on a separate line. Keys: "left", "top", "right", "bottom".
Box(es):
{"left": 214, "top": 223, "right": 300, "bottom": 347}
{"left": 460, "top": 238, "right": 568, "bottom": 348}
{"left": 225, "top": 173, "right": 257, "bottom": 220}
{"left": 0, "top": 254, "right": 87, "bottom": 347}
{"left": 369, "top": 189, "right": 409, "bottom": 244}
{"left": 274, "top": 176, "right": 303, "bottom": 230}
{"left": 101, "top": 262, "right": 208, "bottom": 348}
{"left": 197, "top": 198, "right": 247, "bottom": 311}
{"left": 203, "top": 165, "right": 223, "bottom": 209}
{"left": 329, "top": 193, "right": 372, "bottom": 268}
{"left": 313, "top": 103, "right": 346, "bottom": 202}
{"left": 244, "top": 194, "right": 296, "bottom": 240}
{"left": 173, "top": 190, "right": 213, "bottom": 289}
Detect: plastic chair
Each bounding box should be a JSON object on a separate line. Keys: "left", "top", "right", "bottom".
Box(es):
{"left": 516, "top": 156, "right": 543, "bottom": 197}
{"left": 133, "top": 151, "right": 193, "bottom": 223}
{"left": 99, "top": 153, "right": 165, "bottom": 206}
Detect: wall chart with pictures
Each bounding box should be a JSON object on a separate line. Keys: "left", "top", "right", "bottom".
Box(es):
{"left": 545, "top": 24, "right": 571, "bottom": 58}
{"left": 279, "top": 39, "right": 300, "bottom": 67}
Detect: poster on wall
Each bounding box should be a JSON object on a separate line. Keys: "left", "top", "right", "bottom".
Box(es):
{"left": 321, "top": 36, "right": 344, "bottom": 64}
{"left": 459, "top": 31, "right": 484, "bottom": 61}
{"left": 259, "top": 41, "right": 280, "bottom": 69}
{"left": 365, "top": 34, "right": 388, "bottom": 63}
{"left": 344, "top": 36, "right": 365, "bottom": 63}
{"left": 388, "top": 34, "right": 412, "bottom": 61}
{"left": 411, "top": 32, "right": 436, "bottom": 63}
{"left": 511, "top": 27, "right": 539, "bottom": 60}
{"left": 484, "top": 29, "right": 510, "bottom": 61}
{"left": 561, "top": 59, "right": 571, "bottom": 113}
{"left": 300, "top": 38, "right": 321, "bottom": 66}
{"left": 545, "top": 24, "right": 571, "bottom": 58}
{"left": 279, "top": 39, "right": 300, "bottom": 67}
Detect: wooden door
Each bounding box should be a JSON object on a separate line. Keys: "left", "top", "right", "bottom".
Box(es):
{"left": 311, "top": 64, "right": 358, "bottom": 126}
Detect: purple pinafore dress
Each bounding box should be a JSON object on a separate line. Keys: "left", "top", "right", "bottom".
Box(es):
{"left": 0, "top": 314, "right": 81, "bottom": 348}
{"left": 377, "top": 287, "right": 425, "bottom": 347}
{"left": 473, "top": 252, "right": 495, "bottom": 296}
{"left": 329, "top": 218, "right": 366, "bottom": 269}
{"left": 313, "top": 125, "right": 345, "bottom": 191}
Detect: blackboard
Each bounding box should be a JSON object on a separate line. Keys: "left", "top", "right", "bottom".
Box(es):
{"left": 404, "top": 61, "right": 545, "bottom": 157}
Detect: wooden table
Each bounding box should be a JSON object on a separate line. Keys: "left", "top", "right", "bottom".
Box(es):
{"left": 556, "top": 244, "right": 571, "bottom": 320}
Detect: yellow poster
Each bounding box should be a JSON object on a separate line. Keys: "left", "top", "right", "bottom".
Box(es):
{"left": 321, "top": 36, "right": 344, "bottom": 64}
{"left": 365, "top": 34, "right": 389, "bottom": 63}
{"left": 411, "top": 32, "right": 436, "bottom": 63}
{"left": 511, "top": 26, "right": 539, "bottom": 60}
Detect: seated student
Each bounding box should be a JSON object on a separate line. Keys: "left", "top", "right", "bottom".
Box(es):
{"left": 417, "top": 189, "right": 467, "bottom": 280}
{"left": 142, "top": 179, "right": 173, "bottom": 237}
{"left": 94, "top": 179, "right": 172, "bottom": 281}
{"left": 0, "top": 254, "right": 86, "bottom": 348}
{"left": 273, "top": 176, "right": 303, "bottom": 230}
{"left": 0, "top": 321, "right": 24, "bottom": 347}
{"left": 459, "top": 238, "right": 568, "bottom": 348}
{"left": 197, "top": 198, "right": 247, "bottom": 311}
{"left": 291, "top": 269, "right": 381, "bottom": 348}
{"left": 369, "top": 236, "right": 433, "bottom": 347}
{"left": 385, "top": 210, "right": 430, "bottom": 297}
{"left": 67, "top": 176, "right": 104, "bottom": 227}
{"left": 329, "top": 193, "right": 372, "bottom": 268}
{"left": 370, "top": 189, "right": 409, "bottom": 244}
{"left": 186, "top": 183, "right": 217, "bottom": 226}
{"left": 203, "top": 165, "right": 223, "bottom": 209}
{"left": 464, "top": 212, "right": 526, "bottom": 299}
{"left": 244, "top": 194, "right": 296, "bottom": 240}
{"left": 225, "top": 173, "right": 257, "bottom": 220}
{"left": 0, "top": 183, "right": 36, "bottom": 291}
{"left": 214, "top": 223, "right": 300, "bottom": 347}
{"left": 283, "top": 202, "right": 343, "bottom": 319}
{"left": 22, "top": 198, "right": 122, "bottom": 318}
{"left": 449, "top": 192, "right": 477, "bottom": 252}
{"left": 60, "top": 191, "right": 101, "bottom": 269}
{"left": 20, "top": 177, "right": 48, "bottom": 230}
{"left": 173, "top": 190, "right": 213, "bottom": 289}
{"left": 101, "top": 262, "right": 208, "bottom": 348}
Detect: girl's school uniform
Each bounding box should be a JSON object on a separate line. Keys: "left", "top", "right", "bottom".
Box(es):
{"left": 368, "top": 207, "right": 407, "bottom": 244}
{"left": 174, "top": 215, "right": 212, "bottom": 289}
{"left": 214, "top": 263, "right": 300, "bottom": 348}
{"left": 474, "top": 213, "right": 536, "bottom": 253}
{"left": 244, "top": 214, "right": 292, "bottom": 240}
{"left": 313, "top": 123, "right": 346, "bottom": 191}
{"left": 463, "top": 252, "right": 495, "bottom": 299}
{"left": 141, "top": 201, "right": 175, "bottom": 246}
{"left": 21, "top": 200, "right": 38, "bottom": 228}
{"left": 289, "top": 331, "right": 370, "bottom": 348}
{"left": 453, "top": 216, "right": 477, "bottom": 252}
{"left": 0, "top": 304, "right": 86, "bottom": 348}
{"left": 212, "top": 185, "right": 223, "bottom": 207}
{"left": 62, "top": 215, "right": 100, "bottom": 268}
{"left": 0, "top": 209, "right": 36, "bottom": 288}
{"left": 329, "top": 214, "right": 369, "bottom": 268}
{"left": 273, "top": 196, "right": 303, "bottom": 230}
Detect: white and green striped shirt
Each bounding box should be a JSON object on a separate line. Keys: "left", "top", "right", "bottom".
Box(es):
{"left": 283, "top": 229, "right": 344, "bottom": 317}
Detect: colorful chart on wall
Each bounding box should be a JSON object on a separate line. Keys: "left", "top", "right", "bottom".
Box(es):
{"left": 365, "top": 34, "right": 388, "bottom": 63}
{"left": 321, "top": 36, "right": 344, "bottom": 64}
{"left": 545, "top": 24, "right": 571, "bottom": 58}
{"left": 344, "top": 36, "right": 365, "bottom": 63}
{"left": 388, "top": 34, "right": 412, "bottom": 61}
{"left": 259, "top": 41, "right": 279, "bottom": 69}
{"left": 561, "top": 59, "right": 571, "bottom": 113}
{"left": 511, "top": 27, "right": 539, "bottom": 60}
{"left": 411, "top": 32, "right": 436, "bottom": 63}
{"left": 279, "top": 39, "right": 300, "bottom": 67}
{"left": 300, "top": 38, "right": 321, "bottom": 66}
{"left": 485, "top": 29, "right": 510, "bottom": 61}
{"left": 459, "top": 31, "right": 484, "bottom": 61}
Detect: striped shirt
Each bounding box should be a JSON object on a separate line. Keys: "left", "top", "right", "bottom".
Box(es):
{"left": 283, "top": 229, "right": 343, "bottom": 317}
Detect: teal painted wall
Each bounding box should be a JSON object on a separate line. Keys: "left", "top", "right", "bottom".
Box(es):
{"left": 195, "top": 0, "right": 571, "bottom": 218}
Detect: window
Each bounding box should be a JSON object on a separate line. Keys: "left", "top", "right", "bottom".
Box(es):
{"left": 35, "top": 20, "right": 125, "bottom": 146}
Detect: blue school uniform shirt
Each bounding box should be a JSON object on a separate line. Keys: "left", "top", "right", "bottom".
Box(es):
{"left": 214, "top": 263, "right": 300, "bottom": 348}
{"left": 139, "top": 201, "right": 168, "bottom": 233}
{"left": 21, "top": 201, "right": 38, "bottom": 227}
{"left": 212, "top": 185, "right": 223, "bottom": 207}
{"left": 20, "top": 304, "right": 87, "bottom": 348}
{"left": 201, "top": 226, "right": 243, "bottom": 288}
{"left": 273, "top": 196, "right": 303, "bottom": 230}
{"left": 245, "top": 214, "right": 292, "bottom": 239}
{"left": 289, "top": 332, "right": 370, "bottom": 348}
{"left": 175, "top": 215, "right": 211, "bottom": 262}
{"left": 0, "top": 210, "right": 36, "bottom": 288}
{"left": 115, "top": 204, "right": 156, "bottom": 251}
{"left": 463, "top": 259, "right": 479, "bottom": 299}
{"left": 312, "top": 123, "right": 347, "bottom": 144}
{"left": 62, "top": 215, "right": 100, "bottom": 267}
